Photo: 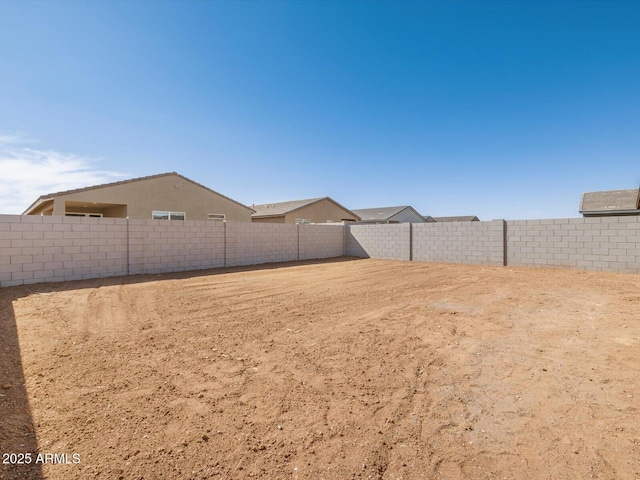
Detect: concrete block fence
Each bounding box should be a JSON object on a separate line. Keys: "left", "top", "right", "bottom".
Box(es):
{"left": 4, "top": 214, "right": 640, "bottom": 287}
{"left": 346, "top": 216, "right": 640, "bottom": 274}
{"left": 0, "top": 215, "right": 345, "bottom": 287}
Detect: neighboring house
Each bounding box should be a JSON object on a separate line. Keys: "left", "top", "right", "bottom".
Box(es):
{"left": 23, "top": 172, "right": 254, "bottom": 222}
{"left": 580, "top": 188, "right": 640, "bottom": 217}
{"left": 432, "top": 216, "right": 480, "bottom": 222}
{"left": 251, "top": 197, "right": 360, "bottom": 224}
{"left": 351, "top": 206, "right": 427, "bottom": 224}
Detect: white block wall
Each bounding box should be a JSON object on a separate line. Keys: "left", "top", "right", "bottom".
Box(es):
{"left": 0, "top": 215, "right": 127, "bottom": 287}
{"left": 346, "top": 224, "right": 411, "bottom": 261}
{"left": 128, "top": 219, "right": 225, "bottom": 275}
{"left": 299, "top": 224, "right": 345, "bottom": 260}
{"left": 412, "top": 220, "right": 505, "bottom": 266}
{"left": 225, "top": 222, "right": 298, "bottom": 267}
{"left": 507, "top": 217, "right": 640, "bottom": 273}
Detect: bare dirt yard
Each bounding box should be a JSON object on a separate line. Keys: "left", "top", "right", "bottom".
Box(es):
{"left": 1, "top": 257, "right": 640, "bottom": 480}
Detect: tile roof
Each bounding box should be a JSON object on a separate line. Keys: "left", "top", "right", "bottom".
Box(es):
{"left": 433, "top": 216, "right": 479, "bottom": 222}
{"left": 580, "top": 188, "right": 640, "bottom": 213}
{"left": 350, "top": 206, "right": 412, "bottom": 222}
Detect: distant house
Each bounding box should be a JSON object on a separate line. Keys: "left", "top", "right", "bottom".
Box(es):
{"left": 580, "top": 188, "right": 640, "bottom": 217}
{"left": 23, "top": 172, "right": 254, "bottom": 222}
{"left": 432, "top": 216, "right": 480, "bottom": 222}
{"left": 352, "top": 206, "right": 427, "bottom": 224}
{"left": 251, "top": 197, "right": 359, "bottom": 224}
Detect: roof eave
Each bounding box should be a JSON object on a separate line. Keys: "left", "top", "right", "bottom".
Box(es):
{"left": 251, "top": 214, "right": 285, "bottom": 219}
{"left": 22, "top": 196, "right": 52, "bottom": 215}
{"left": 580, "top": 209, "right": 640, "bottom": 216}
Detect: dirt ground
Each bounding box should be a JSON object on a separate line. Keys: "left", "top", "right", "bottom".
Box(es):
{"left": 1, "top": 257, "right": 639, "bottom": 480}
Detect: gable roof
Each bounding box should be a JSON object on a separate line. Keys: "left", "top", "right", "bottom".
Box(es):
{"left": 351, "top": 206, "right": 418, "bottom": 222}
{"left": 580, "top": 188, "right": 640, "bottom": 214}
{"left": 251, "top": 197, "right": 360, "bottom": 220}
{"left": 433, "top": 216, "right": 480, "bottom": 222}
{"left": 23, "top": 172, "right": 254, "bottom": 214}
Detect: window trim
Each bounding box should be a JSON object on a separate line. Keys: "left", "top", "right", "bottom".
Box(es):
{"left": 295, "top": 218, "right": 311, "bottom": 224}
{"left": 152, "top": 211, "right": 186, "bottom": 220}
{"left": 207, "top": 213, "right": 226, "bottom": 221}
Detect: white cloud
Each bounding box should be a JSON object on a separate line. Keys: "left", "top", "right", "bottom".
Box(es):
{"left": 0, "top": 137, "right": 126, "bottom": 214}
{"left": 0, "top": 131, "right": 34, "bottom": 146}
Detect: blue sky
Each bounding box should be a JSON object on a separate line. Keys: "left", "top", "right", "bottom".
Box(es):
{"left": 1, "top": 0, "right": 638, "bottom": 219}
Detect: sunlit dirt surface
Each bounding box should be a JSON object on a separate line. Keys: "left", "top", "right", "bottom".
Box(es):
{"left": 2, "top": 257, "right": 639, "bottom": 479}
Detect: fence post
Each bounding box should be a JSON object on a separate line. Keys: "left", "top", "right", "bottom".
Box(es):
{"left": 409, "top": 223, "right": 413, "bottom": 261}
{"left": 223, "top": 221, "right": 227, "bottom": 268}
{"left": 126, "top": 217, "right": 130, "bottom": 276}
{"left": 490, "top": 219, "right": 507, "bottom": 266}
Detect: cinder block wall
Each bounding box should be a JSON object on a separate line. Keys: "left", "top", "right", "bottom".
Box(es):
{"left": 5, "top": 214, "right": 640, "bottom": 287}
{"left": 507, "top": 217, "right": 640, "bottom": 273}
{"left": 412, "top": 220, "right": 504, "bottom": 266}
{"left": 129, "top": 219, "right": 225, "bottom": 275}
{"left": 0, "top": 215, "right": 127, "bottom": 287}
{"left": 226, "top": 222, "right": 298, "bottom": 267}
{"left": 346, "top": 224, "right": 411, "bottom": 260}
{"left": 0, "top": 216, "right": 346, "bottom": 287}
{"left": 299, "top": 224, "right": 344, "bottom": 260}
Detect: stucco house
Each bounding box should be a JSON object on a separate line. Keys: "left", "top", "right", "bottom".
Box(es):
{"left": 580, "top": 188, "right": 640, "bottom": 217}
{"left": 351, "top": 206, "right": 427, "bottom": 224}
{"left": 23, "top": 172, "right": 254, "bottom": 222}
{"left": 251, "top": 197, "right": 359, "bottom": 224}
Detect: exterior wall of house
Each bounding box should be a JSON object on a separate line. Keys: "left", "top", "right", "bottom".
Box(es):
{"left": 40, "top": 175, "right": 252, "bottom": 221}
{"left": 282, "top": 199, "right": 358, "bottom": 224}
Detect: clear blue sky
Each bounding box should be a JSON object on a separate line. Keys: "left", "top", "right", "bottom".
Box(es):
{"left": 1, "top": 0, "right": 638, "bottom": 219}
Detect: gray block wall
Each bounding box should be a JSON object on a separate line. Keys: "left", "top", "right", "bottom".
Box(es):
{"left": 346, "top": 223, "right": 411, "bottom": 261}
{"left": 299, "top": 224, "right": 345, "bottom": 260}
{"left": 129, "top": 219, "right": 225, "bottom": 275}
{"left": 0, "top": 215, "right": 127, "bottom": 287}
{"left": 5, "top": 214, "right": 640, "bottom": 287}
{"left": 226, "top": 222, "right": 298, "bottom": 267}
{"left": 0, "top": 216, "right": 347, "bottom": 287}
{"left": 507, "top": 216, "right": 640, "bottom": 273}
{"left": 412, "top": 220, "right": 505, "bottom": 266}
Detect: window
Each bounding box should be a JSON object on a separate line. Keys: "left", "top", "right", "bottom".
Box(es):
{"left": 153, "top": 211, "right": 185, "bottom": 220}
{"left": 208, "top": 213, "right": 226, "bottom": 221}
{"left": 65, "top": 212, "right": 103, "bottom": 217}
{"left": 295, "top": 218, "right": 310, "bottom": 224}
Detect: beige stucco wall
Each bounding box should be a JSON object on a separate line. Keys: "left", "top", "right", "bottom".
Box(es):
{"left": 43, "top": 174, "right": 251, "bottom": 221}
{"left": 283, "top": 199, "right": 358, "bottom": 224}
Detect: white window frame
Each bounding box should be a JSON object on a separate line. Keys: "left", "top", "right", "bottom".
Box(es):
{"left": 207, "top": 213, "right": 226, "bottom": 221}
{"left": 152, "top": 211, "right": 186, "bottom": 220}
{"left": 295, "top": 218, "right": 311, "bottom": 224}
